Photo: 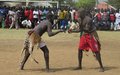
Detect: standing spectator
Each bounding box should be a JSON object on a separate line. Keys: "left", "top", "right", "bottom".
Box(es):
{"left": 42, "top": 7, "right": 49, "bottom": 20}
{"left": 74, "top": 9, "right": 79, "bottom": 22}
{"left": 101, "top": 9, "right": 110, "bottom": 30}
{"left": 109, "top": 9, "right": 116, "bottom": 30}
{"left": 5, "top": 14, "right": 11, "bottom": 28}
{"left": 38, "top": 6, "right": 43, "bottom": 22}
{"left": 8, "top": 7, "right": 16, "bottom": 29}
{"left": 114, "top": 9, "right": 120, "bottom": 30}
{"left": 94, "top": 9, "right": 102, "bottom": 29}
{"left": 17, "top": 7, "right": 22, "bottom": 28}
{"left": 61, "top": 8, "right": 68, "bottom": 30}
{"left": 19, "top": 7, "right": 25, "bottom": 28}
{"left": 70, "top": 8, "right": 75, "bottom": 22}
{"left": 0, "top": 6, "right": 8, "bottom": 28}
{"left": 53, "top": 7, "right": 58, "bottom": 29}
{"left": 58, "top": 9, "right": 65, "bottom": 29}
{"left": 24, "top": 7, "right": 29, "bottom": 20}
{"left": 29, "top": 7, "right": 33, "bottom": 23}
{"left": 33, "top": 7, "right": 39, "bottom": 27}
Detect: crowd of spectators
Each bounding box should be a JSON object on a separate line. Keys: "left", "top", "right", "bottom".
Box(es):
{"left": 94, "top": 8, "right": 120, "bottom": 30}
{"left": 0, "top": 5, "right": 120, "bottom": 31}
{"left": 0, "top": 5, "right": 77, "bottom": 30}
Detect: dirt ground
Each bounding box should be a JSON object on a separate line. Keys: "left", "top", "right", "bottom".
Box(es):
{"left": 0, "top": 29, "right": 120, "bottom": 75}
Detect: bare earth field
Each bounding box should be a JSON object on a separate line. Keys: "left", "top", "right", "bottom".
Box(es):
{"left": 0, "top": 29, "right": 120, "bottom": 75}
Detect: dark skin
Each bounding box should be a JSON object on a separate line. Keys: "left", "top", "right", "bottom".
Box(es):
{"left": 20, "top": 19, "right": 64, "bottom": 72}
{"left": 70, "top": 29, "right": 104, "bottom": 72}
{"left": 69, "top": 8, "right": 104, "bottom": 72}
{"left": 69, "top": 28, "right": 104, "bottom": 72}
{"left": 74, "top": 49, "right": 104, "bottom": 72}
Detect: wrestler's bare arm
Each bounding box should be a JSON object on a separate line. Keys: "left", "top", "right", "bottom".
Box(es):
{"left": 47, "top": 24, "right": 62, "bottom": 37}
{"left": 68, "top": 27, "right": 82, "bottom": 33}
{"left": 91, "top": 31, "right": 100, "bottom": 41}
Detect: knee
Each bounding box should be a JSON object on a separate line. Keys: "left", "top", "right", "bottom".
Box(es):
{"left": 95, "top": 51, "right": 101, "bottom": 57}
{"left": 45, "top": 52, "right": 49, "bottom": 58}
{"left": 25, "top": 49, "right": 30, "bottom": 56}
{"left": 78, "top": 49, "right": 83, "bottom": 53}
{"left": 40, "top": 46, "right": 49, "bottom": 54}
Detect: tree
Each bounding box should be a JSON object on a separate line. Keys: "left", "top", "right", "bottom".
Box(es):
{"left": 108, "top": 0, "right": 120, "bottom": 8}
{"left": 75, "top": 0, "right": 96, "bottom": 8}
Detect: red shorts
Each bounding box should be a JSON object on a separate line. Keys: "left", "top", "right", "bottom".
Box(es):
{"left": 79, "top": 34, "right": 99, "bottom": 52}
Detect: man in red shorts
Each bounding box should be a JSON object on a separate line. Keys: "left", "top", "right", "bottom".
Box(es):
{"left": 68, "top": 8, "right": 104, "bottom": 72}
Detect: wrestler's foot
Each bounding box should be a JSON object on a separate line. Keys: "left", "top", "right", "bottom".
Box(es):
{"left": 19, "top": 66, "right": 24, "bottom": 70}
{"left": 99, "top": 68, "right": 104, "bottom": 72}
{"left": 19, "top": 63, "right": 24, "bottom": 70}
{"left": 74, "top": 67, "right": 82, "bottom": 70}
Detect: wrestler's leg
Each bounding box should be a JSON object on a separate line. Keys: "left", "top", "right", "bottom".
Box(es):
{"left": 20, "top": 49, "right": 30, "bottom": 70}
{"left": 94, "top": 51, "right": 104, "bottom": 72}
{"left": 40, "top": 46, "right": 49, "bottom": 71}
{"left": 20, "top": 40, "right": 34, "bottom": 70}
{"left": 74, "top": 49, "right": 83, "bottom": 70}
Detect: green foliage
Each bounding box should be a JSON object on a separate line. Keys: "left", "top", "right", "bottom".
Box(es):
{"left": 108, "top": 0, "right": 120, "bottom": 8}
{"left": 75, "top": 0, "right": 95, "bottom": 8}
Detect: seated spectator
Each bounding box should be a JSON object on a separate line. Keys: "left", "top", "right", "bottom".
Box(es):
{"left": 22, "top": 19, "right": 32, "bottom": 28}
{"left": 68, "top": 20, "right": 79, "bottom": 31}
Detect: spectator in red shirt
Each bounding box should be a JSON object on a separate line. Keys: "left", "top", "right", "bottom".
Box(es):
{"left": 24, "top": 7, "right": 29, "bottom": 20}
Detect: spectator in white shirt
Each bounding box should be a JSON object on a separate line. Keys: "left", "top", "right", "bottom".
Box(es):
{"left": 22, "top": 18, "right": 32, "bottom": 28}
{"left": 33, "top": 8, "right": 39, "bottom": 27}
{"left": 114, "top": 9, "right": 120, "bottom": 30}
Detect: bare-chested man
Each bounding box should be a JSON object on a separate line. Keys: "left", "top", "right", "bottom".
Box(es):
{"left": 68, "top": 8, "right": 104, "bottom": 72}
{"left": 20, "top": 13, "right": 64, "bottom": 72}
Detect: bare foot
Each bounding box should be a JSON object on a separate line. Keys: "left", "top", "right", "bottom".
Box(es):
{"left": 19, "top": 64, "right": 24, "bottom": 70}
{"left": 19, "top": 66, "right": 24, "bottom": 70}
{"left": 99, "top": 68, "right": 104, "bottom": 72}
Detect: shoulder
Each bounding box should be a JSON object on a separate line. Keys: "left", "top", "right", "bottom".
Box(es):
{"left": 40, "top": 20, "right": 51, "bottom": 25}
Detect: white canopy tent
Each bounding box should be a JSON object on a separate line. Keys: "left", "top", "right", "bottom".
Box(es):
{"left": 0, "top": 0, "right": 59, "bottom": 8}
{"left": 31, "top": 2, "right": 53, "bottom": 7}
